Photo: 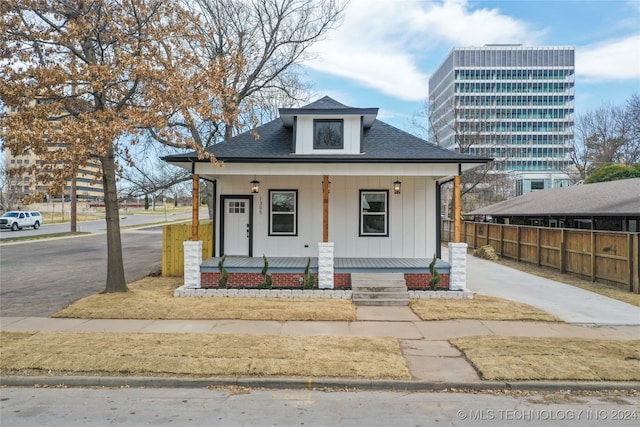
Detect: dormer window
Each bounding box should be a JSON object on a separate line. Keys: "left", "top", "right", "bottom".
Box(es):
{"left": 313, "top": 119, "right": 343, "bottom": 149}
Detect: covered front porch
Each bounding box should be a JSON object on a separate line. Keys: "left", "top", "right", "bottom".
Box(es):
{"left": 200, "top": 256, "right": 451, "bottom": 290}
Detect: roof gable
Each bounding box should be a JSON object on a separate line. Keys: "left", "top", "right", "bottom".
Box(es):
{"left": 279, "top": 96, "right": 378, "bottom": 127}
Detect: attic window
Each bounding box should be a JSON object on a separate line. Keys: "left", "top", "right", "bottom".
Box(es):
{"left": 313, "top": 119, "right": 343, "bottom": 149}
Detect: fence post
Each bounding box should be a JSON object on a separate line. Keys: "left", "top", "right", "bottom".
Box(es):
{"left": 633, "top": 233, "right": 639, "bottom": 294}
{"left": 499, "top": 224, "right": 504, "bottom": 257}
{"left": 559, "top": 228, "right": 566, "bottom": 274}
{"left": 536, "top": 227, "right": 541, "bottom": 267}
{"left": 590, "top": 231, "right": 596, "bottom": 282}
{"left": 516, "top": 226, "right": 521, "bottom": 262}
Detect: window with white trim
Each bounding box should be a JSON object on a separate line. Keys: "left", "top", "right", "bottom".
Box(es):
{"left": 269, "top": 190, "right": 297, "bottom": 235}
{"left": 360, "top": 190, "right": 388, "bottom": 236}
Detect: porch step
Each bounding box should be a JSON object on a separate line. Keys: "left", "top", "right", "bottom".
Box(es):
{"left": 351, "top": 273, "right": 409, "bottom": 306}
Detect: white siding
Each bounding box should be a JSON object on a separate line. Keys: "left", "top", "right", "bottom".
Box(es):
{"left": 217, "top": 175, "right": 322, "bottom": 258}
{"left": 329, "top": 176, "right": 436, "bottom": 258}
{"left": 216, "top": 175, "right": 439, "bottom": 259}
{"left": 295, "top": 115, "right": 361, "bottom": 155}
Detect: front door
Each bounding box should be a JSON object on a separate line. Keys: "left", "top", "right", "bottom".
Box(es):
{"left": 222, "top": 197, "right": 252, "bottom": 256}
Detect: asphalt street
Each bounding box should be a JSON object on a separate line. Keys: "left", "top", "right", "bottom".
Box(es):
{"left": 1, "top": 387, "right": 638, "bottom": 427}
{"left": 0, "top": 230, "right": 163, "bottom": 317}
{"left": 0, "top": 211, "right": 205, "bottom": 317}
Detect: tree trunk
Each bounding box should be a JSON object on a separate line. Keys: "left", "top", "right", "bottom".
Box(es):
{"left": 101, "top": 147, "right": 128, "bottom": 293}
{"left": 70, "top": 174, "right": 77, "bottom": 233}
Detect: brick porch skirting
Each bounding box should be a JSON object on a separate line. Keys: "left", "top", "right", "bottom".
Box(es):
{"left": 201, "top": 271, "right": 450, "bottom": 290}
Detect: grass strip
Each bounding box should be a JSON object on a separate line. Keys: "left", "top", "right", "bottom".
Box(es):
{"left": 0, "top": 232, "right": 90, "bottom": 244}
{"left": 53, "top": 277, "right": 357, "bottom": 321}
{"left": 410, "top": 294, "right": 561, "bottom": 322}
{"left": 451, "top": 336, "right": 640, "bottom": 381}
{"left": 0, "top": 331, "right": 410, "bottom": 379}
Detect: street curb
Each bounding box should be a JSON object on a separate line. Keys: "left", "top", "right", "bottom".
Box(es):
{"left": 2, "top": 376, "right": 639, "bottom": 392}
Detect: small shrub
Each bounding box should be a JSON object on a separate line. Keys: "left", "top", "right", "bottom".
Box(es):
{"left": 303, "top": 256, "right": 316, "bottom": 289}
{"left": 218, "top": 255, "right": 229, "bottom": 288}
{"left": 259, "top": 254, "right": 272, "bottom": 289}
{"left": 428, "top": 254, "right": 441, "bottom": 291}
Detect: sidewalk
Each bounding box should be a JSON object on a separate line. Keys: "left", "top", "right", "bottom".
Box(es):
{"left": 2, "top": 307, "right": 639, "bottom": 389}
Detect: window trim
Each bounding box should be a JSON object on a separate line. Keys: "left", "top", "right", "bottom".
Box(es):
{"left": 269, "top": 189, "right": 298, "bottom": 236}
{"left": 359, "top": 190, "right": 389, "bottom": 237}
{"left": 313, "top": 119, "right": 344, "bottom": 150}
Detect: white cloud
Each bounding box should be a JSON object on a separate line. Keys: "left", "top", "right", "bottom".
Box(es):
{"left": 577, "top": 34, "right": 640, "bottom": 81}
{"left": 306, "top": 0, "right": 540, "bottom": 101}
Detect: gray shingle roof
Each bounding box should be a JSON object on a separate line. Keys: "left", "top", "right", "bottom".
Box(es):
{"left": 164, "top": 97, "right": 490, "bottom": 165}
{"left": 469, "top": 178, "right": 640, "bottom": 216}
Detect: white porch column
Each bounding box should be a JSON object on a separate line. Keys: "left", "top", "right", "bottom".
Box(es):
{"left": 318, "top": 242, "right": 334, "bottom": 289}
{"left": 183, "top": 240, "right": 203, "bottom": 289}
{"left": 448, "top": 242, "right": 468, "bottom": 291}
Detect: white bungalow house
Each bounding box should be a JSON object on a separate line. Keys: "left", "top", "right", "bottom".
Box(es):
{"left": 163, "top": 96, "right": 490, "bottom": 291}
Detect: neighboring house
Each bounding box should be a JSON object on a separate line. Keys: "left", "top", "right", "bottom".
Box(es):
{"left": 468, "top": 178, "right": 640, "bottom": 232}
{"left": 163, "top": 96, "right": 490, "bottom": 289}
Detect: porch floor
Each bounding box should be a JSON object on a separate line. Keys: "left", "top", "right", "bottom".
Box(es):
{"left": 201, "top": 257, "right": 450, "bottom": 274}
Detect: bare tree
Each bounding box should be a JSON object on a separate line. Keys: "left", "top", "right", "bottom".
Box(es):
{"left": 138, "top": 0, "right": 345, "bottom": 219}
{"left": 0, "top": 158, "right": 23, "bottom": 211}
{"left": 620, "top": 93, "right": 640, "bottom": 165}
{"left": 415, "top": 98, "right": 509, "bottom": 212}
{"left": 191, "top": 0, "right": 346, "bottom": 140}
{"left": 571, "top": 94, "right": 640, "bottom": 181}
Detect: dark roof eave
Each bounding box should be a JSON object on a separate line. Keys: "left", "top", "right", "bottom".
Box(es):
{"left": 479, "top": 212, "right": 640, "bottom": 217}
{"left": 163, "top": 155, "right": 493, "bottom": 164}
{"left": 278, "top": 107, "right": 379, "bottom": 115}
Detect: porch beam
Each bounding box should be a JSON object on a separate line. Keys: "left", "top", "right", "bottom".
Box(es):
{"left": 323, "top": 175, "right": 329, "bottom": 242}
{"left": 192, "top": 174, "right": 199, "bottom": 241}
{"left": 453, "top": 175, "right": 461, "bottom": 243}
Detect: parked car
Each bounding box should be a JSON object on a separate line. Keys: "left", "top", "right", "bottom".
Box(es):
{"left": 0, "top": 211, "right": 43, "bottom": 231}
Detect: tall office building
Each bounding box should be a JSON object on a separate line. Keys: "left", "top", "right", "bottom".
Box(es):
{"left": 5, "top": 149, "right": 103, "bottom": 203}
{"left": 5, "top": 102, "right": 104, "bottom": 204}
{"left": 428, "top": 45, "right": 575, "bottom": 195}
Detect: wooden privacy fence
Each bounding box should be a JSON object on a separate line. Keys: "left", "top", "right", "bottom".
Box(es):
{"left": 442, "top": 220, "right": 640, "bottom": 293}
{"left": 162, "top": 222, "right": 213, "bottom": 277}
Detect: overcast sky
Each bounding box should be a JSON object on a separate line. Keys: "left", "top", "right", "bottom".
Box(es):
{"left": 300, "top": 0, "right": 640, "bottom": 132}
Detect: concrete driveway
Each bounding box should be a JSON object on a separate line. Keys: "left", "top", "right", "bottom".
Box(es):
{"left": 457, "top": 248, "right": 640, "bottom": 326}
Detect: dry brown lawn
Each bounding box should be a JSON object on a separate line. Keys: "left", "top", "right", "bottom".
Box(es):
{"left": 0, "top": 330, "right": 410, "bottom": 379}
{"left": 451, "top": 336, "right": 640, "bottom": 381}
{"left": 410, "top": 294, "right": 562, "bottom": 322}
{"left": 53, "top": 277, "right": 357, "bottom": 321}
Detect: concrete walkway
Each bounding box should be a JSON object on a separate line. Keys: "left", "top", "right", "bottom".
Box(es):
{"left": 441, "top": 246, "right": 640, "bottom": 326}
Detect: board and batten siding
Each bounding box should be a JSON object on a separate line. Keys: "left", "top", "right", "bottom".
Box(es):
{"left": 216, "top": 175, "right": 437, "bottom": 259}
{"left": 295, "top": 115, "right": 362, "bottom": 155}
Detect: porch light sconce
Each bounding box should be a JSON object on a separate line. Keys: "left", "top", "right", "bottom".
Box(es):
{"left": 393, "top": 179, "right": 402, "bottom": 195}
{"left": 250, "top": 178, "right": 260, "bottom": 194}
